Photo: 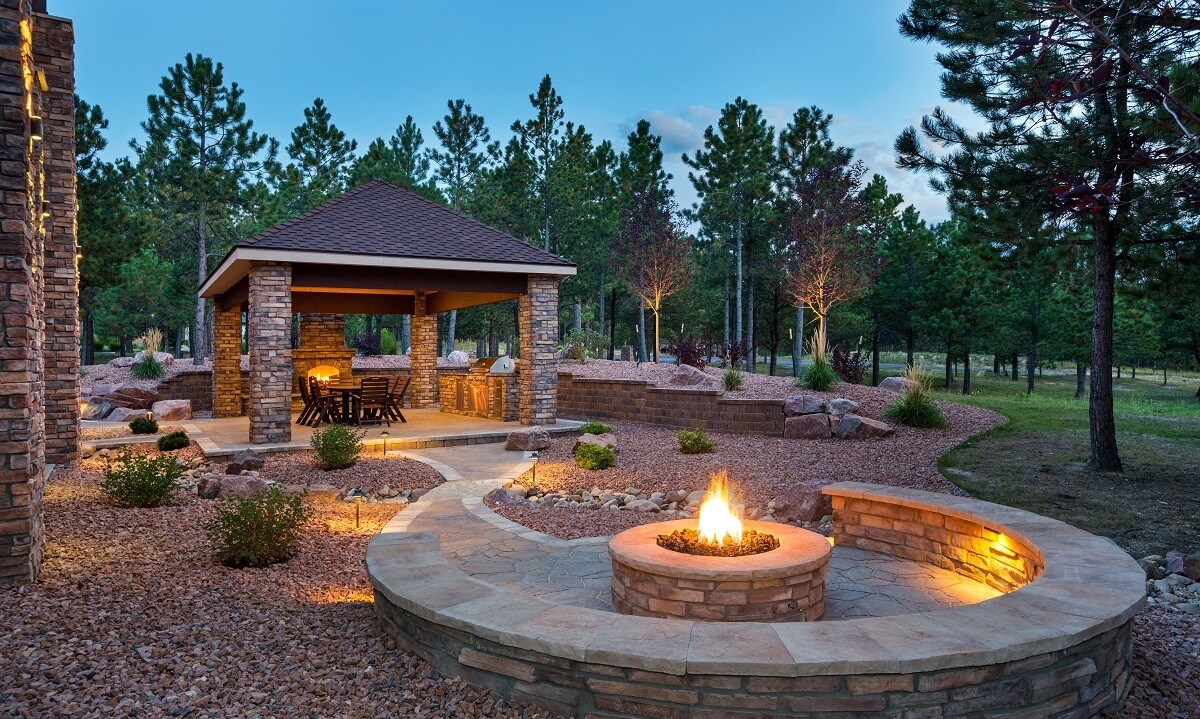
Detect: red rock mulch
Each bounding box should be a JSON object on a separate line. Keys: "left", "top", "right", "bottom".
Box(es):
{"left": 0, "top": 450, "right": 554, "bottom": 719}
{"left": 253, "top": 450, "right": 445, "bottom": 495}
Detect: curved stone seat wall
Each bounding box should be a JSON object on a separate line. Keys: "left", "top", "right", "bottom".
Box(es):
{"left": 368, "top": 482, "right": 1146, "bottom": 719}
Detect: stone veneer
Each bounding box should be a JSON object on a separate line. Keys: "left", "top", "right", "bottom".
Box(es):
{"left": 247, "top": 262, "right": 291, "bottom": 444}
{"left": 410, "top": 292, "right": 437, "bottom": 408}
{"left": 438, "top": 369, "right": 519, "bottom": 422}
{"left": 558, "top": 374, "right": 786, "bottom": 435}
{"left": 368, "top": 482, "right": 1145, "bottom": 719}
{"left": 609, "top": 519, "right": 831, "bottom": 622}
{"left": 292, "top": 312, "right": 352, "bottom": 410}
{"left": 0, "top": 2, "right": 77, "bottom": 586}
{"left": 212, "top": 305, "right": 242, "bottom": 417}
{"left": 519, "top": 274, "right": 558, "bottom": 425}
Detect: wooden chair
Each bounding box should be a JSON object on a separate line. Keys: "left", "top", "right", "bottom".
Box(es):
{"left": 308, "top": 376, "right": 341, "bottom": 427}
{"left": 386, "top": 376, "right": 410, "bottom": 423}
{"left": 297, "top": 375, "right": 315, "bottom": 425}
{"left": 354, "top": 376, "right": 391, "bottom": 426}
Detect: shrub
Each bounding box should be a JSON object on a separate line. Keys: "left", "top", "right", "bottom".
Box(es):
{"left": 722, "top": 368, "right": 744, "bottom": 391}
{"left": 100, "top": 451, "right": 183, "bottom": 508}
{"left": 310, "top": 424, "right": 365, "bottom": 470}
{"left": 832, "top": 346, "right": 866, "bottom": 384}
{"left": 156, "top": 431, "right": 189, "bottom": 451}
{"left": 677, "top": 428, "right": 716, "bottom": 454}
{"left": 204, "top": 485, "right": 312, "bottom": 568}
{"left": 666, "top": 337, "right": 707, "bottom": 368}
{"left": 883, "top": 367, "right": 947, "bottom": 428}
{"left": 579, "top": 421, "right": 613, "bottom": 435}
{"left": 132, "top": 327, "right": 165, "bottom": 380}
{"left": 380, "top": 328, "right": 398, "bottom": 355}
{"left": 129, "top": 417, "right": 158, "bottom": 435}
{"left": 574, "top": 442, "right": 616, "bottom": 470}
{"left": 799, "top": 326, "right": 838, "bottom": 391}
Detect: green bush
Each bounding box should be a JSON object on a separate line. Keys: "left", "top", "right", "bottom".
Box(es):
{"left": 799, "top": 355, "right": 838, "bottom": 392}
{"left": 722, "top": 368, "right": 744, "bottom": 391}
{"left": 574, "top": 442, "right": 616, "bottom": 470}
{"left": 380, "top": 328, "right": 398, "bottom": 355}
{"left": 677, "top": 428, "right": 717, "bottom": 454}
{"left": 100, "top": 451, "right": 183, "bottom": 508}
{"left": 131, "top": 355, "right": 164, "bottom": 380}
{"left": 310, "top": 424, "right": 365, "bottom": 470}
{"left": 204, "top": 485, "right": 312, "bottom": 568}
{"left": 129, "top": 417, "right": 159, "bottom": 435}
{"left": 883, "top": 368, "right": 947, "bottom": 428}
{"left": 156, "top": 431, "right": 189, "bottom": 451}
{"left": 579, "top": 421, "right": 613, "bottom": 435}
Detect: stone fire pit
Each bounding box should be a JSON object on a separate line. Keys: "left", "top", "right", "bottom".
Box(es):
{"left": 609, "top": 518, "right": 832, "bottom": 621}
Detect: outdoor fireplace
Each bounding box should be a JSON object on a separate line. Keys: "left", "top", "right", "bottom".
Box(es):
{"left": 608, "top": 472, "right": 831, "bottom": 622}
{"left": 306, "top": 364, "right": 341, "bottom": 384}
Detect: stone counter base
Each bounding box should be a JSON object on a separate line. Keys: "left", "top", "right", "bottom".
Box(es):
{"left": 375, "top": 592, "right": 1132, "bottom": 719}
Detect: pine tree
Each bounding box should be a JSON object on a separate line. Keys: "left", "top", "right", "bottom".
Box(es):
{"left": 133, "top": 53, "right": 274, "bottom": 364}
{"left": 286, "top": 97, "right": 356, "bottom": 202}
{"left": 511, "top": 75, "right": 565, "bottom": 252}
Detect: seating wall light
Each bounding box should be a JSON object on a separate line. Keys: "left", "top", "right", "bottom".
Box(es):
{"left": 30, "top": 116, "right": 42, "bottom": 142}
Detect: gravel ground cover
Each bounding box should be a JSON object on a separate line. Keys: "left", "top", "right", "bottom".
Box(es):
{"left": 254, "top": 450, "right": 445, "bottom": 495}
{"left": 0, "top": 449, "right": 552, "bottom": 719}
{"left": 1118, "top": 606, "right": 1200, "bottom": 718}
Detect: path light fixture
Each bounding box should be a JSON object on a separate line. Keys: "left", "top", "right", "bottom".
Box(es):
{"left": 380, "top": 430, "right": 389, "bottom": 456}
{"left": 530, "top": 451, "right": 539, "bottom": 487}
{"left": 346, "top": 488, "right": 367, "bottom": 528}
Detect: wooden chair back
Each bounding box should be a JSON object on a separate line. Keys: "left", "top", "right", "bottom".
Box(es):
{"left": 298, "top": 375, "right": 312, "bottom": 404}
{"left": 360, "top": 376, "right": 390, "bottom": 403}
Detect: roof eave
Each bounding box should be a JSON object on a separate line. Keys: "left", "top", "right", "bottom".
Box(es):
{"left": 199, "top": 247, "right": 577, "bottom": 299}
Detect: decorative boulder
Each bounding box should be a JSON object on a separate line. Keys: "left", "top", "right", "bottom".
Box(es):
{"left": 625, "top": 499, "right": 661, "bottom": 512}
{"left": 108, "top": 356, "right": 135, "bottom": 368}
{"left": 106, "top": 407, "right": 148, "bottom": 423}
{"left": 107, "top": 384, "right": 158, "bottom": 409}
{"left": 835, "top": 414, "right": 895, "bottom": 440}
{"left": 505, "top": 484, "right": 532, "bottom": 500}
{"left": 226, "top": 449, "right": 264, "bottom": 475}
{"left": 197, "top": 474, "right": 222, "bottom": 500}
{"left": 783, "top": 395, "right": 827, "bottom": 416}
{"left": 81, "top": 401, "right": 113, "bottom": 421}
{"left": 214, "top": 475, "right": 271, "bottom": 499}
{"left": 685, "top": 490, "right": 706, "bottom": 506}
{"left": 485, "top": 487, "right": 534, "bottom": 508}
{"left": 80, "top": 444, "right": 96, "bottom": 459}
{"left": 281, "top": 483, "right": 341, "bottom": 503}
{"left": 136, "top": 350, "right": 175, "bottom": 366}
{"left": 667, "top": 364, "right": 715, "bottom": 387}
{"left": 772, "top": 482, "right": 833, "bottom": 524}
{"left": 574, "top": 433, "right": 618, "bottom": 453}
{"left": 88, "top": 383, "right": 117, "bottom": 398}
{"left": 1166, "top": 551, "right": 1200, "bottom": 582}
{"left": 827, "top": 398, "right": 861, "bottom": 417}
{"left": 505, "top": 427, "right": 551, "bottom": 451}
{"left": 878, "top": 376, "right": 917, "bottom": 394}
{"left": 446, "top": 350, "right": 470, "bottom": 363}
{"left": 784, "top": 414, "right": 833, "bottom": 439}
{"left": 150, "top": 399, "right": 192, "bottom": 421}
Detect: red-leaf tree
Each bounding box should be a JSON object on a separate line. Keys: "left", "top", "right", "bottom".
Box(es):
{"left": 613, "top": 187, "right": 692, "bottom": 362}
{"left": 784, "top": 159, "right": 872, "bottom": 350}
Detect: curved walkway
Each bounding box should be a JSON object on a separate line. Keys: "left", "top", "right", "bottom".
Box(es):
{"left": 395, "top": 444, "right": 999, "bottom": 619}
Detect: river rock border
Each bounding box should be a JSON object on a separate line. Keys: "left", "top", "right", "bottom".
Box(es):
{"left": 367, "top": 481, "right": 1146, "bottom": 719}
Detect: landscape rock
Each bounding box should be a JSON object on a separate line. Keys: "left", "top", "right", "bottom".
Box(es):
{"left": 783, "top": 395, "right": 827, "bottom": 416}
{"left": 878, "top": 376, "right": 917, "bottom": 393}
{"left": 835, "top": 414, "right": 895, "bottom": 440}
{"left": 574, "top": 432, "right": 617, "bottom": 453}
{"left": 505, "top": 484, "right": 531, "bottom": 500}
{"left": 106, "top": 407, "right": 148, "bottom": 423}
{"left": 281, "top": 482, "right": 341, "bottom": 503}
{"left": 215, "top": 475, "right": 271, "bottom": 499}
{"left": 446, "top": 350, "right": 470, "bottom": 363}
{"left": 505, "top": 427, "right": 551, "bottom": 451}
{"left": 685, "top": 490, "right": 706, "bottom": 506}
{"left": 667, "top": 364, "right": 715, "bottom": 387}
{"left": 108, "top": 356, "right": 135, "bottom": 368}
{"left": 81, "top": 401, "right": 113, "bottom": 420}
{"left": 485, "top": 488, "right": 534, "bottom": 508}
{"left": 827, "top": 398, "right": 861, "bottom": 417}
{"left": 409, "top": 488, "right": 430, "bottom": 501}
{"left": 150, "top": 399, "right": 191, "bottom": 421}
{"left": 625, "top": 499, "right": 661, "bottom": 512}
{"left": 226, "top": 449, "right": 264, "bottom": 474}
{"left": 106, "top": 384, "right": 158, "bottom": 409}
{"left": 784, "top": 413, "right": 833, "bottom": 440}
{"left": 196, "top": 474, "right": 222, "bottom": 500}
{"left": 1166, "top": 551, "right": 1200, "bottom": 582}
{"left": 135, "top": 350, "right": 175, "bottom": 366}
{"left": 80, "top": 444, "right": 96, "bottom": 459}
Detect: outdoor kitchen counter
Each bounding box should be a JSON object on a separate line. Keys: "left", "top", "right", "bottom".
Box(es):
{"left": 439, "top": 369, "right": 520, "bottom": 422}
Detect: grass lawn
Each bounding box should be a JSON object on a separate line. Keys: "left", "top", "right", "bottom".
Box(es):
{"left": 930, "top": 368, "right": 1200, "bottom": 558}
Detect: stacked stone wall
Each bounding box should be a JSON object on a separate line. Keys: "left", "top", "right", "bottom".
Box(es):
{"left": 247, "top": 262, "right": 291, "bottom": 443}
{"left": 519, "top": 275, "right": 558, "bottom": 425}
{"left": 410, "top": 293, "right": 436, "bottom": 408}
{"left": 212, "top": 306, "right": 241, "bottom": 417}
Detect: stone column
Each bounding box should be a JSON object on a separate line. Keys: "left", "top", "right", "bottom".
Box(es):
{"left": 212, "top": 304, "right": 242, "bottom": 417}
{"left": 0, "top": 1, "right": 48, "bottom": 587}
{"left": 35, "top": 13, "right": 77, "bottom": 465}
{"left": 519, "top": 275, "right": 559, "bottom": 425}
{"left": 410, "top": 292, "right": 437, "bottom": 408}
{"left": 247, "top": 262, "right": 292, "bottom": 444}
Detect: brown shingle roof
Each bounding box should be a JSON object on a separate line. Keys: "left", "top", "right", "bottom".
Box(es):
{"left": 237, "top": 180, "right": 573, "bottom": 267}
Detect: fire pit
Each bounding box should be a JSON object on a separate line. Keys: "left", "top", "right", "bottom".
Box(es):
{"left": 608, "top": 472, "right": 831, "bottom": 622}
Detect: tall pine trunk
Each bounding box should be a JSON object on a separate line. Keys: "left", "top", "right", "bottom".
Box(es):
{"left": 1027, "top": 345, "right": 1036, "bottom": 396}
{"left": 81, "top": 313, "right": 95, "bottom": 366}
{"left": 945, "top": 342, "right": 953, "bottom": 388}
{"left": 401, "top": 315, "right": 411, "bottom": 354}
{"left": 962, "top": 346, "right": 971, "bottom": 395}
{"left": 1011, "top": 352, "right": 1019, "bottom": 381}
{"left": 905, "top": 329, "right": 915, "bottom": 369}
{"left": 735, "top": 210, "right": 744, "bottom": 369}
{"left": 792, "top": 305, "right": 803, "bottom": 378}
{"left": 723, "top": 273, "right": 730, "bottom": 347}
{"left": 597, "top": 269, "right": 605, "bottom": 336}
{"left": 572, "top": 296, "right": 582, "bottom": 332}
{"left": 447, "top": 310, "right": 457, "bottom": 355}
{"left": 1076, "top": 362, "right": 1087, "bottom": 399}
{"left": 637, "top": 303, "right": 648, "bottom": 363}
{"left": 193, "top": 214, "right": 207, "bottom": 365}
{"left": 1089, "top": 223, "right": 1122, "bottom": 471}
{"left": 871, "top": 313, "right": 881, "bottom": 386}
{"left": 745, "top": 283, "right": 755, "bottom": 372}
{"left": 608, "top": 287, "right": 617, "bottom": 360}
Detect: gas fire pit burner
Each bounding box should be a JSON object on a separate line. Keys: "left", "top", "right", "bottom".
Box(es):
{"left": 656, "top": 527, "right": 779, "bottom": 557}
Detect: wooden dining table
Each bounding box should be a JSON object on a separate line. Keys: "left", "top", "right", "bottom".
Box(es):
{"left": 324, "top": 380, "right": 362, "bottom": 425}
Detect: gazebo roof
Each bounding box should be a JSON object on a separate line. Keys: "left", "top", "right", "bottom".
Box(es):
{"left": 200, "top": 180, "right": 574, "bottom": 298}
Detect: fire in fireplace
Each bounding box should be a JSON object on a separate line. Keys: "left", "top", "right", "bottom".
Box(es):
{"left": 657, "top": 471, "right": 780, "bottom": 557}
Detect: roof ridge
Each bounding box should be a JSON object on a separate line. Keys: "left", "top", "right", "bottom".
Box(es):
{"left": 243, "top": 181, "right": 384, "bottom": 246}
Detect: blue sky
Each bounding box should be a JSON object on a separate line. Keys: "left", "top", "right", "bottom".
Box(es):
{"left": 59, "top": 0, "right": 965, "bottom": 220}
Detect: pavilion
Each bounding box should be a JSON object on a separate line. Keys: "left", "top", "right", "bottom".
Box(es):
{"left": 198, "top": 181, "right": 575, "bottom": 444}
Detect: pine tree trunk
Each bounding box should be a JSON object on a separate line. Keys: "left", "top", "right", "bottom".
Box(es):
{"left": 572, "top": 297, "right": 582, "bottom": 332}
{"left": 81, "top": 313, "right": 95, "bottom": 365}
{"left": 962, "top": 347, "right": 971, "bottom": 395}
{"left": 1163, "top": 365, "right": 1167, "bottom": 385}
{"left": 871, "top": 315, "right": 881, "bottom": 386}
{"left": 792, "top": 306, "right": 803, "bottom": 378}
{"left": 945, "top": 343, "right": 953, "bottom": 388}
{"left": 905, "top": 329, "right": 915, "bottom": 369}
{"left": 609, "top": 287, "right": 617, "bottom": 360}
{"left": 193, "top": 214, "right": 207, "bottom": 365}
{"left": 735, "top": 212, "right": 744, "bottom": 369}
{"left": 723, "top": 273, "right": 730, "bottom": 347}
{"left": 447, "top": 310, "right": 457, "bottom": 355}
{"left": 1076, "top": 362, "right": 1087, "bottom": 399}
{"left": 1011, "top": 352, "right": 1019, "bottom": 381}
{"left": 597, "top": 269, "right": 605, "bottom": 335}
{"left": 1130, "top": 362, "right": 1136, "bottom": 380}
{"left": 476, "top": 337, "right": 484, "bottom": 359}
{"left": 175, "top": 324, "right": 183, "bottom": 357}
{"left": 1089, "top": 222, "right": 1122, "bottom": 471}
{"left": 993, "top": 355, "right": 1000, "bottom": 374}
{"left": 1027, "top": 346, "right": 1036, "bottom": 396}
{"left": 637, "top": 303, "right": 649, "bottom": 363}
{"left": 745, "top": 282, "right": 755, "bottom": 373}
{"left": 401, "top": 315, "right": 411, "bottom": 354}
{"left": 652, "top": 307, "right": 660, "bottom": 364}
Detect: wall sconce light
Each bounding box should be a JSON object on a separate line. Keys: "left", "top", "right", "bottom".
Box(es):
{"left": 30, "top": 116, "right": 43, "bottom": 142}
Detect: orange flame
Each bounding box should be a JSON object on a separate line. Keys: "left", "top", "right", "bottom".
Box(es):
{"left": 697, "top": 470, "right": 743, "bottom": 545}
